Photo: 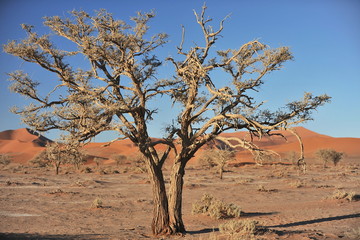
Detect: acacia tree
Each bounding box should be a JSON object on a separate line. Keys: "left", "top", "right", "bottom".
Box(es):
{"left": 4, "top": 6, "right": 330, "bottom": 235}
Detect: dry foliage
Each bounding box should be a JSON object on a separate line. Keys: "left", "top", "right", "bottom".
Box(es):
{"left": 198, "top": 147, "right": 234, "bottom": 179}
{"left": 192, "top": 193, "right": 242, "bottom": 219}
{"left": 219, "top": 219, "right": 262, "bottom": 238}
{"left": 0, "top": 154, "right": 12, "bottom": 166}
{"left": 316, "top": 149, "right": 344, "bottom": 167}
{"left": 327, "top": 190, "right": 357, "bottom": 201}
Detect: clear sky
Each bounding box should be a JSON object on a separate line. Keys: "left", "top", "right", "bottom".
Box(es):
{"left": 1, "top": 0, "right": 359, "bottom": 141}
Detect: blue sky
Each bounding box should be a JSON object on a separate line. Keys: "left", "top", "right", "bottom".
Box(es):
{"left": 1, "top": 0, "right": 359, "bottom": 141}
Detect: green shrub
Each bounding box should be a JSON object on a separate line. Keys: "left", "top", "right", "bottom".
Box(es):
{"left": 192, "top": 194, "right": 241, "bottom": 219}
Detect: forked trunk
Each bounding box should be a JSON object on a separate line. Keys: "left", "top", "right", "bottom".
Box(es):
{"left": 147, "top": 161, "right": 172, "bottom": 235}
{"left": 168, "top": 160, "right": 187, "bottom": 234}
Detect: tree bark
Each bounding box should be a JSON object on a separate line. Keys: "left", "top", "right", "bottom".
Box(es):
{"left": 168, "top": 159, "right": 187, "bottom": 234}
{"left": 147, "top": 161, "right": 172, "bottom": 236}
{"left": 55, "top": 163, "right": 60, "bottom": 175}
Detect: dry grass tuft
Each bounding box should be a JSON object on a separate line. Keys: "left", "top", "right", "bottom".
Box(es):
{"left": 327, "top": 190, "right": 357, "bottom": 201}
{"left": 91, "top": 197, "right": 103, "bottom": 208}
{"left": 192, "top": 194, "right": 242, "bottom": 219}
{"left": 219, "top": 219, "right": 263, "bottom": 239}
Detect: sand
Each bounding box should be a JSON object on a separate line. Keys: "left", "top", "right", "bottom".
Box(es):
{"left": 0, "top": 161, "right": 359, "bottom": 239}
{"left": 0, "top": 127, "right": 359, "bottom": 239}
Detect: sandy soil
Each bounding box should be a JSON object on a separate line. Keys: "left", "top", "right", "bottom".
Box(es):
{"left": 0, "top": 159, "right": 359, "bottom": 240}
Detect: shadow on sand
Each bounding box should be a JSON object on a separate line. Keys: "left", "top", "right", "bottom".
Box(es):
{"left": 267, "top": 213, "right": 360, "bottom": 228}
{"left": 0, "top": 233, "right": 108, "bottom": 240}
{"left": 188, "top": 211, "right": 278, "bottom": 235}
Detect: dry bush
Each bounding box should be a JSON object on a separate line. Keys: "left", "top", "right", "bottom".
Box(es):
{"left": 316, "top": 149, "right": 344, "bottom": 168}
{"left": 93, "top": 157, "right": 103, "bottom": 168}
{"left": 0, "top": 154, "right": 12, "bottom": 166}
{"left": 327, "top": 190, "right": 357, "bottom": 201}
{"left": 285, "top": 151, "right": 298, "bottom": 165}
{"left": 289, "top": 180, "right": 305, "bottom": 188}
{"left": 219, "top": 219, "right": 262, "bottom": 239}
{"left": 123, "top": 152, "right": 147, "bottom": 173}
{"left": 112, "top": 154, "right": 128, "bottom": 166}
{"left": 91, "top": 197, "right": 103, "bottom": 208}
{"left": 29, "top": 151, "right": 48, "bottom": 168}
{"left": 345, "top": 227, "right": 360, "bottom": 239}
{"left": 192, "top": 194, "right": 242, "bottom": 219}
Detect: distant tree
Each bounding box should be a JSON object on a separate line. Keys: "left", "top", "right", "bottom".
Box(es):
{"left": 64, "top": 138, "right": 86, "bottom": 170}
{"left": 4, "top": 5, "right": 330, "bottom": 235}
{"left": 316, "top": 149, "right": 344, "bottom": 168}
{"left": 199, "top": 147, "right": 234, "bottom": 179}
{"left": 44, "top": 142, "right": 67, "bottom": 175}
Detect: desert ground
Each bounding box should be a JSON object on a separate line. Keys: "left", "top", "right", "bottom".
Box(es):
{"left": 0, "top": 128, "right": 359, "bottom": 239}
{"left": 0, "top": 159, "right": 359, "bottom": 240}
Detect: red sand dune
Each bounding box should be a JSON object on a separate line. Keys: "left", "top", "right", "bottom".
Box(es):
{"left": 0, "top": 127, "right": 359, "bottom": 164}
{"left": 0, "top": 128, "right": 51, "bottom": 163}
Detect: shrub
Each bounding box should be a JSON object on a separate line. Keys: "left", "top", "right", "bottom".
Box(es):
{"left": 286, "top": 151, "right": 298, "bottom": 165}
{"left": 219, "top": 219, "right": 262, "bottom": 238}
{"left": 92, "top": 197, "right": 103, "bottom": 208}
{"left": 93, "top": 157, "right": 102, "bottom": 168}
{"left": 124, "top": 152, "right": 147, "bottom": 173}
{"left": 192, "top": 194, "right": 242, "bottom": 219}
{"left": 0, "top": 154, "right": 12, "bottom": 166}
{"left": 29, "top": 151, "right": 48, "bottom": 167}
{"left": 328, "top": 190, "right": 357, "bottom": 201}
{"left": 345, "top": 227, "right": 360, "bottom": 239}
{"left": 316, "top": 149, "right": 344, "bottom": 168}
{"left": 112, "top": 154, "right": 127, "bottom": 166}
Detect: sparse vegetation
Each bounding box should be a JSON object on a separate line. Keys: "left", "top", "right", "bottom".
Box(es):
{"left": 29, "top": 151, "right": 48, "bottom": 167}
{"left": 123, "top": 153, "right": 147, "bottom": 173}
{"left": 327, "top": 190, "right": 357, "bottom": 201}
{"left": 286, "top": 151, "right": 298, "bottom": 165}
{"left": 257, "top": 185, "right": 278, "bottom": 192}
{"left": 289, "top": 180, "right": 305, "bottom": 188}
{"left": 0, "top": 154, "right": 12, "bottom": 166}
{"left": 345, "top": 227, "right": 360, "bottom": 239}
{"left": 92, "top": 197, "right": 103, "bottom": 208}
{"left": 198, "top": 147, "right": 234, "bottom": 179}
{"left": 219, "top": 220, "right": 263, "bottom": 239}
{"left": 316, "top": 149, "right": 344, "bottom": 168}
{"left": 113, "top": 154, "right": 127, "bottom": 167}
{"left": 192, "top": 194, "right": 242, "bottom": 219}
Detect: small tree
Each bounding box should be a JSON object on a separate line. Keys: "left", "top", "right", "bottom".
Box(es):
{"left": 64, "top": 138, "right": 86, "bottom": 170}
{"left": 4, "top": 5, "right": 330, "bottom": 235}
{"left": 316, "top": 149, "right": 344, "bottom": 168}
{"left": 199, "top": 147, "right": 234, "bottom": 179}
{"left": 44, "top": 142, "right": 67, "bottom": 175}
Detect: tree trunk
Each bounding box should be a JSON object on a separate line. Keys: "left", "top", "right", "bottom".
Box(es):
{"left": 55, "top": 163, "right": 60, "bottom": 175}
{"left": 147, "top": 161, "right": 172, "bottom": 236}
{"left": 168, "top": 160, "right": 186, "bottom": 234}
{"left": 219, "top": 166, "right": 223, "bottom": 180}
